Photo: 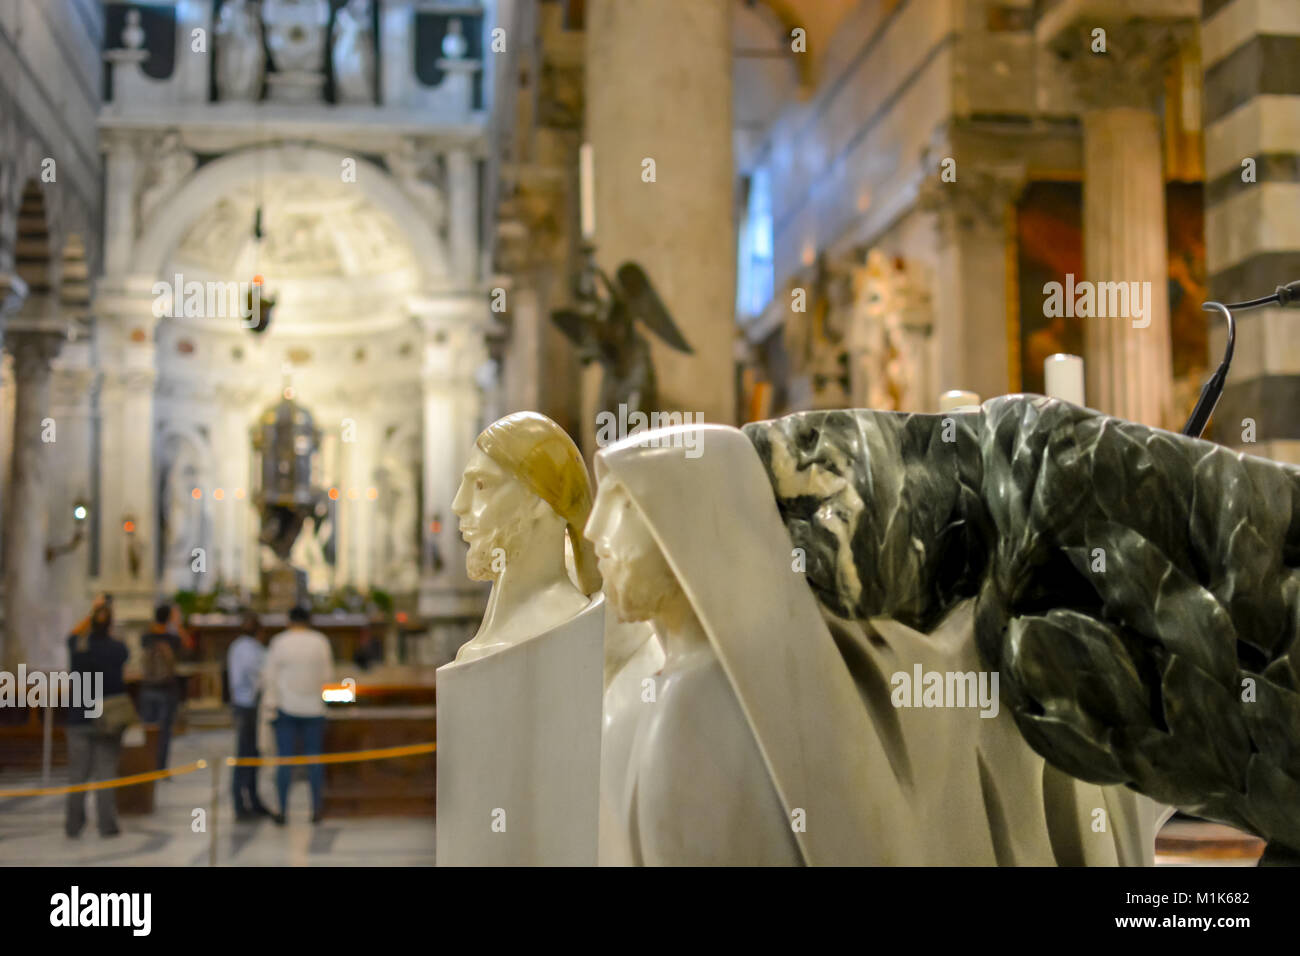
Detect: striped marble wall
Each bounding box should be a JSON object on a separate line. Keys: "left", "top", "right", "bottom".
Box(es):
{"left": 1202, "top": 0, "right": 1300, "bottom": 461}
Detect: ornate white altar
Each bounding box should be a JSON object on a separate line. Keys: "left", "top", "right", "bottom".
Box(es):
{"left": 84, "top": 0, "right": 499, "bottom": 639}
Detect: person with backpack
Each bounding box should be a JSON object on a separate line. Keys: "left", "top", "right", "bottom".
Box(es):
{"left": 139, "top": 602, "right": 183, "bottom": 774}
{"left": 65, "top": 593, "right": 131, "bottom": 838}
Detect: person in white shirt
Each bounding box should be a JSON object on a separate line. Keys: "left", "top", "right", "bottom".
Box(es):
{"left": 227, "top": 609, "right": 271, "bottom": 821}
{"left": 261, "top": 605, "right": 333, "bottom": 824}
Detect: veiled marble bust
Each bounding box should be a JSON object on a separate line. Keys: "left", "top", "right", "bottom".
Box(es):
{"left": 587, "top": 420, "right": 1164, "bottom": 866}
{"left": 588, "top": 424, "right": 916, "bottom": 865}
{"left": 451, "top": 412, "right": 600, "bottom": 663}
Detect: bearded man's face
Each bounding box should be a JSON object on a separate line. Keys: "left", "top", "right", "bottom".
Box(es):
{"left": 451, "top": 448, "right": 531, "bottom": 581}
{"left": 584, "top": 479, "right": 679, "bottom": 623}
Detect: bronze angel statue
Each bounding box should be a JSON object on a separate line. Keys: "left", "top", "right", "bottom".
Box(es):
{"left": 551, "top": 259, "right": 693, "bottom": 416}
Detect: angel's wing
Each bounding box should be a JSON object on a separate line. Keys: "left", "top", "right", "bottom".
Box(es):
{"left": 614, "top": 262, "right": 693, "bottom": 354}
{"left": 551, "top": 308, "right": 597, "bottom": 347}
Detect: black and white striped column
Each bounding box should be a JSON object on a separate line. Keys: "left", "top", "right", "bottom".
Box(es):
{"left": 1202, "top": 0, "right": 1300, "bottom": 459}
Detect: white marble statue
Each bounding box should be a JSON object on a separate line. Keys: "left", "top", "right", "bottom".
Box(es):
{"left": 437, "top": 412, "right": 605, "bottom": 865}
{"left": 587, "top": 423, "right": 1168, "bottom": 865}
{"left": 587, "top": 425, "right": 889, "bottom": 865}
{"left": 373, "top": 459, "right": 418, "bottom": 591}
{"left": 287, "top": 511, "right": 331, "bottom": 594}
{"left": 138, "top": 132, "right": 196, "bottom": 230}
{"left": 263, "top": 0, "right": 329, "bottom": 73}
{"left": 384, "top": 139, "right": 446, "bottom": 237}
{"left": 215, "top": 0, "right": 266, "bottom": 102}
{"left": 331, "top": 0, "right": 375, "bottom": 104}
{"left": 158, "top": 436, "right": 210, "bottom": 592}
{"left": 450, "top": 412, "right": 600, "bottom": 662}
{"left": 596, "top": 609, "right": 662, "bottom": 866}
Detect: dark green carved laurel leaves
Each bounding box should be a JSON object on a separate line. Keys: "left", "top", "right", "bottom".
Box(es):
{"left": 744, "top": 407, "right": 986, "bottom": 631}
{"left": 745, "top": 394, "right": 1300, "bottom": 852}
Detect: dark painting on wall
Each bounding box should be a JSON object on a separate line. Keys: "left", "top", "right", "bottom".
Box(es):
{"left": 1016, "top": 181, "right": 1084, "bottom": 395}
{"left": 1014, "top": 180, "right": 1208, "bottom": 398}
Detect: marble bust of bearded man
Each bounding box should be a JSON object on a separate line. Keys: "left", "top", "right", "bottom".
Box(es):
{"left": 451, "top": 411, "right": 602, "bottom": 662}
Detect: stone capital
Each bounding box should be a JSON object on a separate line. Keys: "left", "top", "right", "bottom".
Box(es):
{"left": 917, "top": 163, "right": 1028, "bottom": 241}
{"left": 2, "top": 324, "right": 66, "bottom": 380}
{"left": 100, "top": 127, "right": 140, "bottom": 159}
{"left": 1046, "top": 18, "right": 1193, "bottom": 112}
{"left": 101, "top": 367, "right": 156, "bottom": 393}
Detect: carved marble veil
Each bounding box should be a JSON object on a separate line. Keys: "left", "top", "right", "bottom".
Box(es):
{"left": 599, "top": 420, "right": 1163, "bottom": 864}
{"left": 594, "top": 424, "right": 921, "bottom": 865}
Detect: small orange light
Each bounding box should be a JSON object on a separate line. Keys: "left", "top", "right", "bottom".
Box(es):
{"left": 235, "top": 488, "right": 245, "bottom": 499}
{"left": 123, "top": 520, "right": 136, "bottom": 534}
{"left": 191, "top": 488, "right": 202, "bottom": 499}
{"left": 366, "top": 487, "right": 378, "bottom": 500}
{"left": 430, "top": 520, "right": 442, "bottom": 534}
{"left": 347, "top": 488, "right": 359, "bottom": 500}
{"left": 253, "top": 274, "right": 264, "bottom": 286}
{"left": 214, "top": 488, "right": 225, "bottom": 500}
{"left": 328, "top": 487, "right": 339, "bottom": 500}
{"left": 396, "top": 612, "right": 409, "bottom": 624}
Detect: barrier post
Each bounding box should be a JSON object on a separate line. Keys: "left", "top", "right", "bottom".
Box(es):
{"left": 41, "top": 706, "right": 53, "bottom": 787}
{"left": 209, "top": 758, "right": 219, "bottom": 866}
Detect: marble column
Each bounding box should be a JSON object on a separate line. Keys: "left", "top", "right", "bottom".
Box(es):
{"left": 101, "top": 132, "right": 139, "bottom": 278}
{"left": 214, "top": 384, "right": 257, "bottom": 590}
{"left": 0, "top": 352, "right": 12, "bottom": 585}
{"left": 1, "top": 327, "right": 64, "bottom": 670}
{"left": 93, "top": 284, "right": 159, "bottom": 621}
{"left": 46, "top": 346, "right": 96, "bottom": 657}
{"left": 446, "top": 147, "right": 479, "bottom": 284}
{"left": 1201, "top": 0, "right": 1300, "bottom": 462}
{"left": 1082, "top": 108, "right": 1174, "bottom": 428}
{"left": 920, "top": 164, "right": 1025, "bottom": 405}
{"left": 0, "top": 273, "right": 25, "bottom": 623}
{"left": 417, "top": 309, "right": 487, "bottom": 641}
{"left": 1042, "top": 16, "right": 1191, "bottom": 427}
{"left": 585, "top": 0, "right": 736, "bottom": 427}
{"left": 503, "top": 283, "right": 543, "bottom": 413}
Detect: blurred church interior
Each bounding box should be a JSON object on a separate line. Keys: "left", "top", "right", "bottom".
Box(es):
{"left": 0, "top": 0, "right": 1290, "bottom": 864}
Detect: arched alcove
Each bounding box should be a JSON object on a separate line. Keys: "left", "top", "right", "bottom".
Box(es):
{"left": 133, "top": 143, "right": 450, "bottom": 288}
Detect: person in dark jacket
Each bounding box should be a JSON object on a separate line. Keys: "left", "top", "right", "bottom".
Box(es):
{"left": 65, "top": 594, "right": 129, "bottom": 838}
{"left": 139, "top": 603, "right": 183, "bottom": 773}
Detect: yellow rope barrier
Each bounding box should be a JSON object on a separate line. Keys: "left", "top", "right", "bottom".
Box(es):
{"left": 0, "top": 760, "right": 208, "bottom": 798}
{"left": 0, "top": 742, "right": 436, "bottom": 798}
{"left": 227, "top": 741, "right": 435, "bottom": 767}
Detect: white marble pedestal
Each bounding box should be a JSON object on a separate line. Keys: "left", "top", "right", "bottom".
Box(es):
{"left": 435, "top": 595, "right": 605, "bottom": 866}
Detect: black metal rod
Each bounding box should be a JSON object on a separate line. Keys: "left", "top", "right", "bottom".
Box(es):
{"left": 1179, "top": 283, "right": 1295, "bottom": 438}
{"left": 1182, "top": 302, "right": 1235, "bottom": 438}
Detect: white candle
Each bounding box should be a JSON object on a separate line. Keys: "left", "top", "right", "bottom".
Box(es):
{"left": 579, "top": 143, "right": 596, "bottom": 241}
{"left": 1044, "top": 353, "right": 1085, "bottom": 406}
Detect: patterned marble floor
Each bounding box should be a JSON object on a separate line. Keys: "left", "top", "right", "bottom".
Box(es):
{"left": 1, "top": 727, "right": 1261, "bottom": 867}
{"left": 0, "top": 728, "right": 436, "bottom": 866}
